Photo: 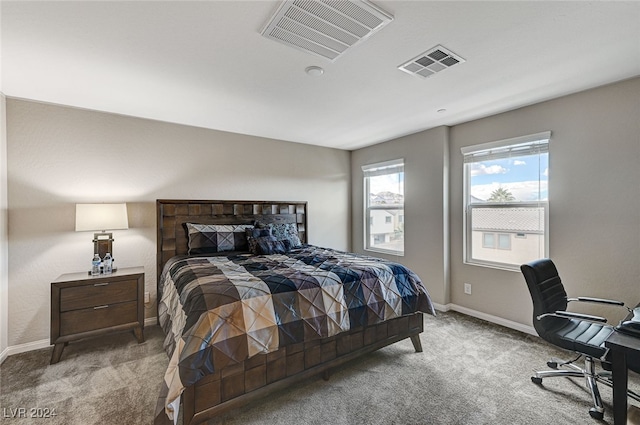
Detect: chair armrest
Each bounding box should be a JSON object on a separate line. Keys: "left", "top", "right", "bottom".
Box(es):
{"left": 536, "top": 311, "right": 608, "bottom": 323}
{"left": 567, "top": 297, "right": 625, "bottom": 307}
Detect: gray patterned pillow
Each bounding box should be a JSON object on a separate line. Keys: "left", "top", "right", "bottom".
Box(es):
{"left": 245, "top": 227, "right": 272, "bottom": 254}
{"left": 271, "top": 222, "right": 302, "bottom": 248}
{"left": 186, "top": 223, "right": 253, "bottom": 254}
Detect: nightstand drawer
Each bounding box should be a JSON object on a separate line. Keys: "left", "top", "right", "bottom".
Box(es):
{"left": 59, "top": 300, "right": 138, "bottom": 336}
{"left": 60, "top": 279, "right": 138, "bottom": 311}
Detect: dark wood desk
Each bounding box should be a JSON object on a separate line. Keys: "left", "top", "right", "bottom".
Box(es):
{"left": 604, "top": 309, "right": 640, "bottom": 425}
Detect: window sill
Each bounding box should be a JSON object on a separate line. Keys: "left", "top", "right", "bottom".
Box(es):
{"left": 463, "top": 260, "right": 521, "bottom": 272}
{"left": 365, "top": 248, "right": 404, "bottom": 257}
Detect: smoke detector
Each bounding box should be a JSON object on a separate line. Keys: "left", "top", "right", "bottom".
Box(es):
{"left": 261, "top": 0, "right": 393, "bottom": 61}
{"left": 398, "top": 45, "right": 465, "bottom": 79}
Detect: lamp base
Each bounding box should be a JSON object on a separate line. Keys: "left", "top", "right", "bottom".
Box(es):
{"left": 93, "top": 232, "right": 114, "bottom": 259}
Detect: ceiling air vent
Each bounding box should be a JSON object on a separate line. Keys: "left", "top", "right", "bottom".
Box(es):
{"left": 261, "top": 0, "right": 393, "bottom": 61}
{"left": 398, "top": 45, "right": 465, "bottom": 79}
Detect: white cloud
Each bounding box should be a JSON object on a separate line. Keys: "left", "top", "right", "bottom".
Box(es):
{"left": 543, "top": 168, "right": 549, "bottom": 177}
{"left": 370, "top": 174, "right": 404, "bottom": 194}
{"left": 470, "top": 163, "right": 508, "bottom": 176}
{"left": 470, "top": 180, "right": 548, "bottom": 202}
{"left": 513, "top": 160, "right": 526, "bottom": 166}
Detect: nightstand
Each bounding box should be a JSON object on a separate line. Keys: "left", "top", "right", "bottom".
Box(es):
{"left": 50, "top": 266, "right": 145, "bottom": 364}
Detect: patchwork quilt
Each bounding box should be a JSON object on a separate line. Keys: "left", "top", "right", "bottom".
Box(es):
{"left": 155, "top": 245, "right": 435, "bottom": 423}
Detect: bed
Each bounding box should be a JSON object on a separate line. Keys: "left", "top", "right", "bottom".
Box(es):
{"left": 154, "top": 199, "right": 435, "bottom": 425}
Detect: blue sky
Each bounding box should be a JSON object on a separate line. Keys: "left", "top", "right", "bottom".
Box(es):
{"left": 368, "top": 152, "right": 548, "bottom": 202}
{"left": 469, "top": 153, "right": 549, "bottom": 202}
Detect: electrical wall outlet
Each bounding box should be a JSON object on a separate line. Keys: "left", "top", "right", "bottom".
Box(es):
{"left": 464, "top": 283, "right": 472, "bottom": 295}
{"left": 144, "top": 292, "right": 150, "bottom": 304}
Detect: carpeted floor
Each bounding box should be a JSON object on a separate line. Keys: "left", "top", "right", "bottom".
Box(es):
{"left": 1, "top": 311, "right": 638, "bottom": 424}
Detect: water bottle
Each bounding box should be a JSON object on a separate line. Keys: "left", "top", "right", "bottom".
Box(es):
{"left": 91, "top": 254, "right": 101, "bottom": 276}
{"left": 103, "top": 253, "right": 113, "bottom": 274}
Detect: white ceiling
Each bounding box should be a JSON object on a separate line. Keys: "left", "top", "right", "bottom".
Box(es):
{"left": 2, "top": 1, "right": 639, "bottom": 150}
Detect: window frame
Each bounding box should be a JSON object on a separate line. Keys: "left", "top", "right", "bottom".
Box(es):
{"left": 462, "top": 132, "right": 550, "bottom": 271}
{"left": 362, "top": 159, "right": 405, "bottom": 256}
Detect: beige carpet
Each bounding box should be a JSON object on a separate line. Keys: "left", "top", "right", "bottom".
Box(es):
{"left": 1, "top": 311, "right": 638, "bottom": 424}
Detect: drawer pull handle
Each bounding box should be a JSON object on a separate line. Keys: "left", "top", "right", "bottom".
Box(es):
{"left": 94, "top": 282, "right": 110, "bottom": 287}
{"left": 94, "top": 305, "right": 109, "bottom": 310}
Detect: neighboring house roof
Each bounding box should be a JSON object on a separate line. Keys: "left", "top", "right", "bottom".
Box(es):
{"left": 370, "top": 191, "right": 404, "bottom": 205}
{"left": 472, "top": 207, "right": 545, "bottom": 233}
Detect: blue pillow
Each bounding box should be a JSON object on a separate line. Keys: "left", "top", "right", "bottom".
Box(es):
{"left": 255, "top": 235, "right": 291, "bottom": 255}
{"left": 246, "top": 227, "right": 272, "bottom": 254}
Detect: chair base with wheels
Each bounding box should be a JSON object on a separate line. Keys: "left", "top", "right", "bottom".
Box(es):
{"left": 530, "top": 353, "right": 616, "bottom": 419}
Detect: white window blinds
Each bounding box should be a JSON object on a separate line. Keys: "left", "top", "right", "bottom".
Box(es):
{"left": 461, "top": 131, "right": 550, "bottom": 163}
{"left": 362, "top": 159, "right": 404, "bottom": 178}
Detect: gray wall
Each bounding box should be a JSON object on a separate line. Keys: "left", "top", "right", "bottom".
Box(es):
{"left": 352, "top": 77, "right": 640, "bottom": 328}
{"left": 351, "top": 126, "right": 450, "bottom": 306}
{"left": 5, "top": 76, "right": 639, "bottom": 352}
{"left": 450, "top": 77, "right": 640, "bottom": 326}
{"left": 6, "top": 99, "right": 351, "bottom": 347}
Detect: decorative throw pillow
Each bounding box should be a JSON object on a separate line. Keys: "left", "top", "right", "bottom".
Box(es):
{"left": 253, "top": 220, "right": 273, "bottom": 230}
{"left": 245, "top": 227, "right": 273, "bottom": 254}
{"left": 255, "top": 235, "right": 291, "bottom": 255}
{"left": 271, "top": 222, "right": 302, "bottom": 248}
{"left": 186, "top": 223, "right": 253, "bottom": 254}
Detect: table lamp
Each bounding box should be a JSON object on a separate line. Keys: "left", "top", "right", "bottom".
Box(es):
{"left": 75, "top": 203, "right": 129, "bottom": 260}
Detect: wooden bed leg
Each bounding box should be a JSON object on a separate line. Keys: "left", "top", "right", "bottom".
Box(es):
{"left": 410, "top": 335, "right": 423, "bottom": 353}
{"left": 322, "top": 369, "right": 331, "bottom": 381}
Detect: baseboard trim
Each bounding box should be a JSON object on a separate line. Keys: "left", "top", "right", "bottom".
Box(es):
{"left": 5, "top": 338, "right": 51, "bottom": 359}
{"left": 0, "top": 346, "right": 9, "bottom": 364}
{"left": 431, "top": 302, "right": 537, "bottom": 336}
{"left": 1, "top": 318, "right": 160, "bottom": 363}
{"left": 431, "top": 302, "right": 450, "bottom": 312}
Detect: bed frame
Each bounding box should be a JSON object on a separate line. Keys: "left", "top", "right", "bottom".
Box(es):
{"left": 156, "top": 199, "right": 424, "bottom": 425}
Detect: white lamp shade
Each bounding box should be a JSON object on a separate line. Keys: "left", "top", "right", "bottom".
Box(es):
{"left": 75, "top": 203, "right": 129, "bottom": 232}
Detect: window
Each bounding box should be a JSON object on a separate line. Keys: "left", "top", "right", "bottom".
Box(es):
{"left": 498, "top": 234, "right": 511, "bottom": 250}
{"left": 482, "top": 233, "right": 495, "bottom": 248}
{"left": 363, "top": 159, "right": 404, "bottom": 255}
{"left": 482, "top": 233, "right": 511, "bottom": 250}
{"left": 462, "top": 132, "right": 549, "bottom": 270}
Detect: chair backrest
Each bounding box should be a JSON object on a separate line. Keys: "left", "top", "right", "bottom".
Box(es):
{"left": 520, "top": 258, "right": 569, "bottom": 339}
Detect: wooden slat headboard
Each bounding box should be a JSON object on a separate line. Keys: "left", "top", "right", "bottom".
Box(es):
{"left": 156, "top": 199, "right": 308, "bottom": 281}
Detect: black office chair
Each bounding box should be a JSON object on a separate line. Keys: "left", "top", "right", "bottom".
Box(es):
{"left": 521, "top": 258, "right": 640, "bottom": 419}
